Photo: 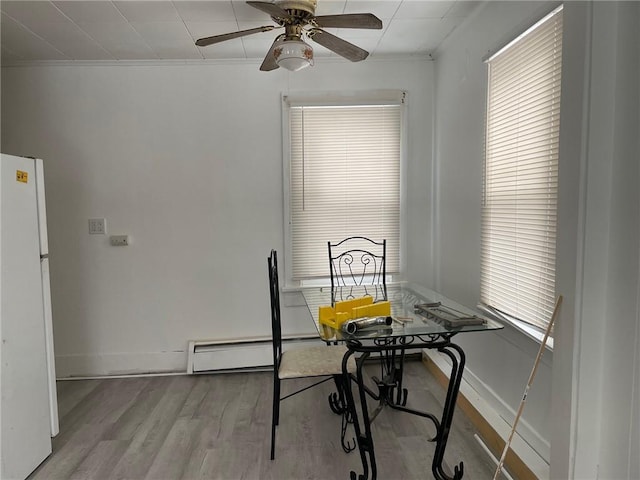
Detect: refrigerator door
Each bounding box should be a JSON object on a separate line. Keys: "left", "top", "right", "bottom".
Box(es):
{"left": 34, "top": 159, "right": 59, "bottom": 436}
{"left": 0, "top": 154, "right": 52, "bottom": 479}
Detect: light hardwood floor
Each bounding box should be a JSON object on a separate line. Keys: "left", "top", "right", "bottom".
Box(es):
{"left": 29, "top": 360, "right": 495, "bottom": 480}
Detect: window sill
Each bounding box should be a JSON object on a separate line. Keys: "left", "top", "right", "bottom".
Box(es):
{"left": 283, "top": 276, "right": 401, "bottom": 293}
{"left": 478, "top": 305, "right": 553, "bottom": 351}
{"left": 282, "top": 284, "right": 303, "bottom": 294}
{"left": 505, "top": 318, "right": 553, "bottom": 351}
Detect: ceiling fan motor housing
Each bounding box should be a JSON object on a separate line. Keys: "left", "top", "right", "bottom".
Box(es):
{"left": 277, "top": 0, "right": 317, "bottom": 19}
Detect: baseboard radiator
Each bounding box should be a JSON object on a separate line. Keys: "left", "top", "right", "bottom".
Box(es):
{"left": 187, "top": 335, "right": 324, "bottom": 374}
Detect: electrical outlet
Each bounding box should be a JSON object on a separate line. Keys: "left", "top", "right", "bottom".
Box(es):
{"left": 89, "top": 218, "right": 106, "bottom": 235}
{"left": 110, "top": 235, "right": 130, "bottom": 246}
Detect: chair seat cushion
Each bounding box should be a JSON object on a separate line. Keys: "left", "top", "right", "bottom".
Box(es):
{"left": 279, "top": 344, "right": 356, "bottom": 379}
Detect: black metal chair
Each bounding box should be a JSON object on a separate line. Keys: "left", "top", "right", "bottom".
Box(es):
{"left": 267, "top": 249, "right": 355, "bottom": 460}
{"left": 328, "top": 237, "right": 408, "bottom": 407}
{"left": 328, "top": 236, "right": 387, "bottom": 304}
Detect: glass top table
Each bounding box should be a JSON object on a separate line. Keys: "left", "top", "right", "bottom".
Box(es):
{"left": 300, "top": 282, "right": 503, "bottom": 480}
{"left": 301, "top": 282, "right": 503, "bottom": 343}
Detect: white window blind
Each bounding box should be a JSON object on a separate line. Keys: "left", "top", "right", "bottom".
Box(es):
{"left": 287, "top": 102, "right": 402, "bottom": 280}
{"left": 480, "top": 6, "right": 563, "bottom": 330}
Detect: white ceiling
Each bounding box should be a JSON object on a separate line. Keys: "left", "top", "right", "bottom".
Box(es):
{"left": 0, "top": 0, "right": 480, "bottom": 65}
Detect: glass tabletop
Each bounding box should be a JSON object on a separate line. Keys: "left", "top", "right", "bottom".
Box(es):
{"left": 301, "top": 282, "right": 504, "bottom": 342}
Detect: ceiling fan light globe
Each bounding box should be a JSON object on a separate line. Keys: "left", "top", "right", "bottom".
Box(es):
{"left": 275, "top": 39, "right": 314, "bottom": 71}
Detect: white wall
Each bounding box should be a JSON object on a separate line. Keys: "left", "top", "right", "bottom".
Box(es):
{"left": 552, "top": 2, "right": 640, "bottom": 479}
{"left": 434, "top": 1, "right": 640, "bottom": 479}
{"left": 0, "top": 58, "right": 434, "bottom": 376}
{"left": 432, "top": 0, "right": 559, "bottom": 467}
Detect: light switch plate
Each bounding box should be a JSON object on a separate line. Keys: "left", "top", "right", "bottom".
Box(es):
{"left": 89, "top": 218, "right": 106, "bottom": 234}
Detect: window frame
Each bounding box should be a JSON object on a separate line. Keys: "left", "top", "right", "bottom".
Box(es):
{"left": 282, "top": 91, "right": 407, "bottom": 289}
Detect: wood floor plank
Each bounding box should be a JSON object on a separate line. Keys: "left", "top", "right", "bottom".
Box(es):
{"left": 29, "top": 361, "right": 496, "bottom": 480}
{"left": 55, "top": 379, "right": 103, "bottom": 419}
{"left": 68, "top": 440, "right": 130, "bottom": 480}
{"left": 105, "top": 376, "right": 199, "bottom": 480}
{"left": 186, "top": 442, "right": 265, "bottom": 480}
{"left": 30, "top": 423, "right": 114, "bottom": 480}
{"left": 144, "top": 417, "right": 205, "bottom": 480}
{"left": 102, "top": 376, "right": 172, "bottom": 441}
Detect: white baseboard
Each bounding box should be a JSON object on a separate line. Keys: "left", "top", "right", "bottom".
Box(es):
{"left": 423, "top": 349, "right": 550, "bottom": 479}
{"left": 55, "top": 351, "right": 187, "bottom": 378}
{"left": 187, "top": 335, "right": 325, "bottom": 373}
{"left": 55, "top": 335, "right": 325, "bottom": 378}
{"left": 458, "top": 356, "right": 551, "bottom": 461}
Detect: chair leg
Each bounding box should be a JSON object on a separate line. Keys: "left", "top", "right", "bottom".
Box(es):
{"left": 271, "top": 374, "right": 280, "bottom": 460}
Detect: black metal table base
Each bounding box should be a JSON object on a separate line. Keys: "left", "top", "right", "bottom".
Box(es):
{"left": 341, "top": 336, "right": 466, "bottom": 480}
{"left": 328, "top": 373, "right": 358, "bottom": 453}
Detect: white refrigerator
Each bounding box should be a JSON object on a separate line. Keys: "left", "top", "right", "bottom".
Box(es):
{"left": 1, "top": 153, "right": 59, "bottom": 479}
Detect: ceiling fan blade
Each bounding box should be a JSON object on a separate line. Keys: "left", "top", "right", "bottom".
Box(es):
{"left": 247, "top": 1, "right": 294, "bottom": 22}
{"left": 310, "top": 29, "right": 369, "bottom": 62}
{"left": 314, "top": 13, "right": 383, "bottom": 29}
{"left": 260, "top": 34, "right": 285, "bottom": 71}
{"left": 196, "top": 26, "right": 275, "bottom": 47}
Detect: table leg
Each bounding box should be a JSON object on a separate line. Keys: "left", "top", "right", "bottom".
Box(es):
{"left": 331, "top": 373, "right": 356, "bottom": 453}
{"left": 393, "top": 347, "right": 408, "bottom": 406}
{"left": 379, "top": 346, "right": 409, "bottom": 407}
{"left": 431, "top": 343, "right": 465, "bottom": 480}
{"left": 341, "top": 341, "right": 466, "bottom": 480}
{"left": 329, "top": 373, "right": 349, "bottom": 415}
{"left": 343, "top": 350, "right": 377, "bottom": 480}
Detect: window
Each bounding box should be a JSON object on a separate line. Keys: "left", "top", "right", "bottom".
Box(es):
{"left": 283, "top": 92, "right": 404, "bottom": 284}
{"left": 480, "top": 6, "right": 563, "bottom": 331}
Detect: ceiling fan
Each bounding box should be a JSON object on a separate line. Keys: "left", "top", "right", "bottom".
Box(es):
{"left": 195, "top": 0, "right": 383, "bottom": 72}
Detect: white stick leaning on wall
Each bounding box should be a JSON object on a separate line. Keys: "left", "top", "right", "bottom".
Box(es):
{"left": 493, "top": 295, "right": 563, "bottom": 480}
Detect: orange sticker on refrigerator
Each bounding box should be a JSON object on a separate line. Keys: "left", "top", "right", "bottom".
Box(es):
{"left": 16, "top": 170, "right": 28, "bottom": 183}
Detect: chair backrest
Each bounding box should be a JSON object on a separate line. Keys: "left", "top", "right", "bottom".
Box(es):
{"left": 268, "top": 249, "right": 283, "bottom": 369}
{"left": 328, "top": 237, "right": 387, "bottom": 304}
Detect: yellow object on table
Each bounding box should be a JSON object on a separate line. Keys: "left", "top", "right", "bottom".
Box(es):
{"left": 318, "top": 296, "right": 391, "bottom": 330}
{"left": 318, "top": 305, "right": 337, "bottom": 327}
{"left": 335, "top": 296, "right": 373, "bottom": 312}
{"left": 352, "top": 301, "right": 391, "bottom": 319}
